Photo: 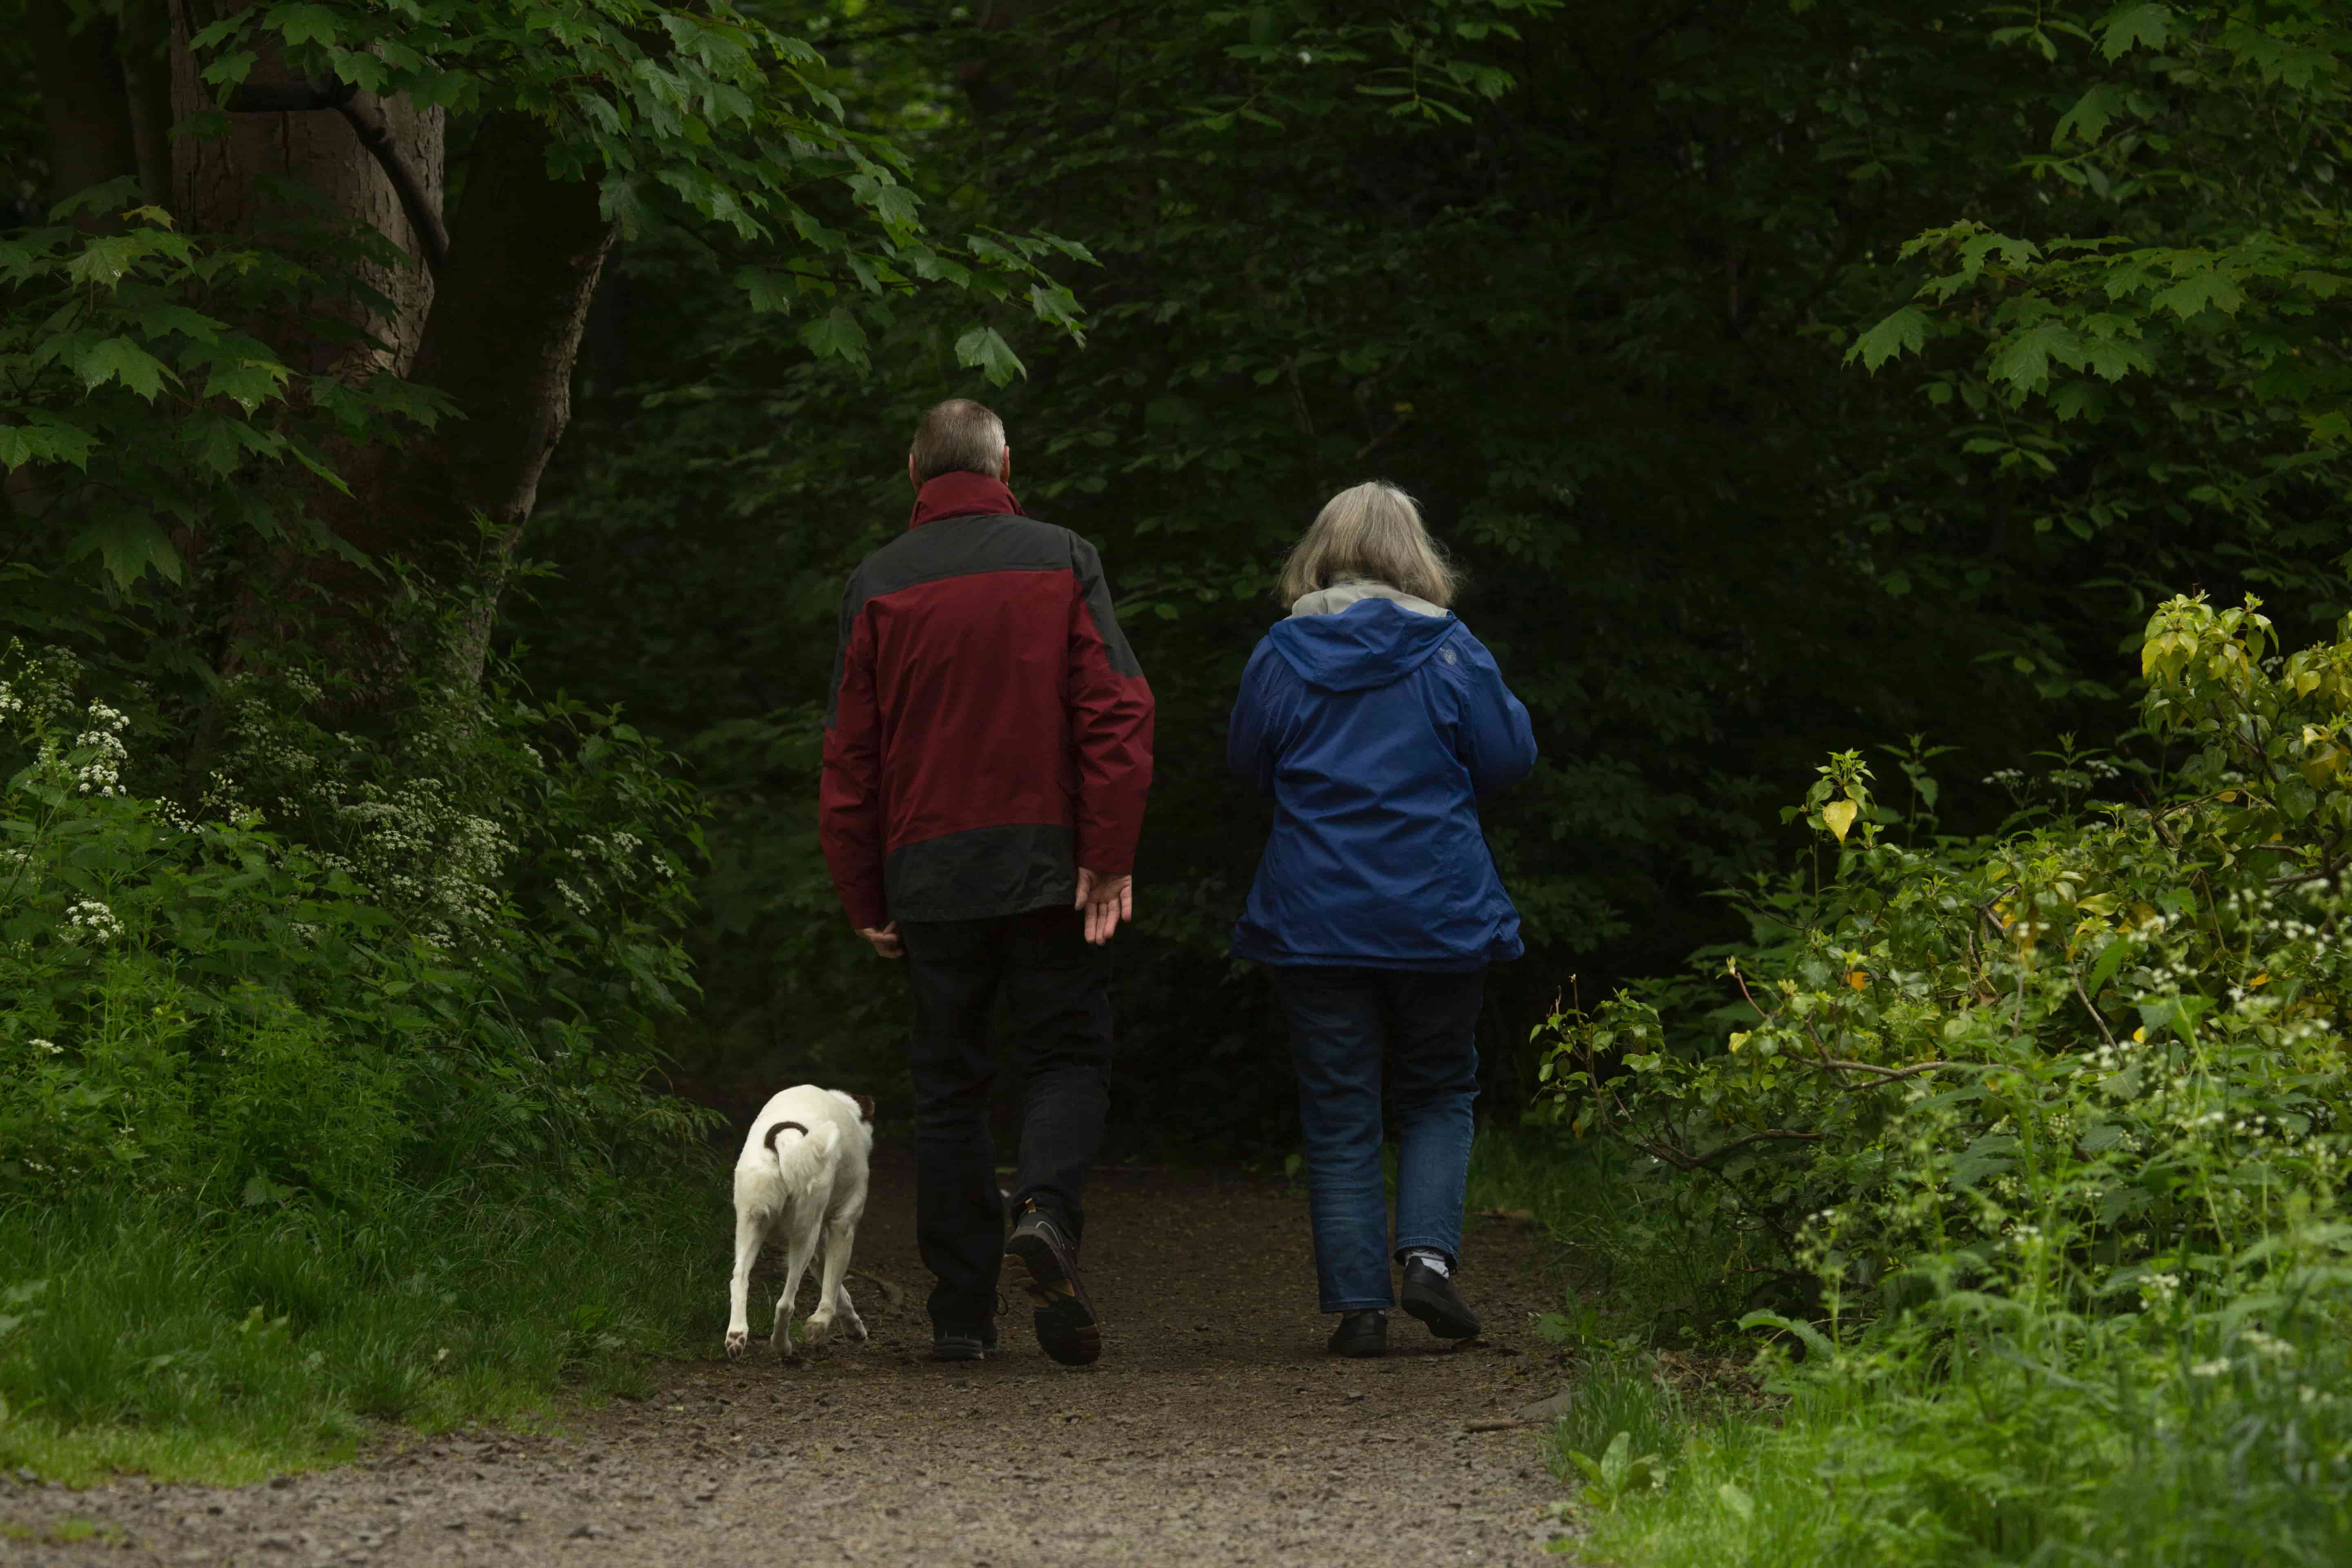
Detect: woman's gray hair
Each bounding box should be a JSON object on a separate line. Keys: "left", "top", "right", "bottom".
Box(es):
{"left": 1276, "top": 481, "right": 1457, "bottom": 608}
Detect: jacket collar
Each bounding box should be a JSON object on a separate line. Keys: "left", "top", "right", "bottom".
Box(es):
{"left": 908, "top": 472, "right": 1024, "bottom": 530}
{"left": 1289, "top": 578, "right": 1450, "bottom": 619}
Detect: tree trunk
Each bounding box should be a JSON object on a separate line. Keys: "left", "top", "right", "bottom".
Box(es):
{"left": 149, "top": 6, "right": 610, "bottom": 700}
{"left": 356, "top": 112, "right": 616, "bottom": 686}
{"left": 166, "top": 0, "right": 442, "bottom": 376}
{"left": 27, "top": 1, "right": 141, "bottom": 214}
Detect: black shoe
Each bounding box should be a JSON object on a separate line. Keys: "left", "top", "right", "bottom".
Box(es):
{"left": 1400, "top": 1256, "right": 1480, "bottom": 1340}
{"left": 927, "top": 1330, "right": 1002, "bottom": 1362}
{"left": 1004, "top": 1203, "right": 1102, "bottom": 1367}
{"left": 1327, "top": 1310, "right": 1387, "bottom": 1357}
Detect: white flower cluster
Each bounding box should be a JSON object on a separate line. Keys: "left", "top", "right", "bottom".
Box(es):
{"left": 2138, "top": 1272, "right": 2181, "bottom": 1307}
{"left": 71, "top": 701, "right": 130, "bottom": 796}
{"left": 2240, "top": 1328, "right": 2298, "bottom": 1362}
{"left": 65, "top": 899, "right": 122, "bottom": 942}
{"left": 340, "top": 777, "right": 514, "bottom": 946}
{"left": 27, "top": 1038, "right": 61, "bottom": 1056}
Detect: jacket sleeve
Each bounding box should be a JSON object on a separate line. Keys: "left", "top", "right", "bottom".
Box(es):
{"left": 1227, "top": 643, "right": 1281, "bottom": 796}
{"left": 818, "top": 581, "right": 890, "bottom": 931}
{"left": 1450, "top": 631, "right": 1538, "bottom": 796}
{"left": 1066, "top": 537, "right": 1155, "bottom": 875}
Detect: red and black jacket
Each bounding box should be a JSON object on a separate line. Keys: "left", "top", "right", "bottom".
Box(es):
{"left": 819, "top": 472, "right": 1155, "bottom": 931}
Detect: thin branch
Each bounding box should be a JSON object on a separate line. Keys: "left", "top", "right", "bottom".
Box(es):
{"left": 1818, "top": 1058, "right": 1958, "bottom": 1084}
{"left": 1728, "top": 963, "right": 1771, "bottom": 1020}
{"left": 1640, "top": 1127, "right": 1821, "bottom": 1173}
{"left": 2069, "top": 965, "right": 2120, "bottom": 1049}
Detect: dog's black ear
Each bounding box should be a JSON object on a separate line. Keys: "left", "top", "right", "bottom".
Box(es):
{"left": 853, "top": 1094, "right": 875, "bottom": 1123}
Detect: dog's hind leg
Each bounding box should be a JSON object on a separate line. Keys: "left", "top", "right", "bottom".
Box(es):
{"left": 772, "top": 1215, "right": 820, "bottom": 1356}
{"left": 806, "top": 1216, "right": 866, "bottom": 1344}
{"left": 725, "top": 1205, "right": 766, "bottom": 1359}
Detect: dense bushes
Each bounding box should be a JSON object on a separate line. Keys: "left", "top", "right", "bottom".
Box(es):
{"left": 1521, "top": 593, "right": 2352, "bottom": 1561}
{"left": 0, "top": 639, "right": 710, "bottom": 1208}
{"left": 1541, "top": 592, "right": 2352, "bottom": 1333}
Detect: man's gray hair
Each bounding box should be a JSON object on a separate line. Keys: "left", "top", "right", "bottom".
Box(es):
{"left": 1277, "top": 481, "right": 1458, "bottom": 608}
{"left": 910, "top": 398, "right": 1008, "bottom": 483}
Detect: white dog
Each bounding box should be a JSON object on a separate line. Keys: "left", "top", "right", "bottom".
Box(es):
{"left": 726, "top": 1085, "right": 875, "bottom": 1358}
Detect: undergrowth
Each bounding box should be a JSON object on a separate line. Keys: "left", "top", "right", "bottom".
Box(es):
{"left": 1485, "top": 594, "right": 2352, "bottom": 1564}
{"left": 0, "top": 1170, "right": 727, "bottom": 1484}
{"left": 0, "top": 633, "right": 724, "bottom": 1481}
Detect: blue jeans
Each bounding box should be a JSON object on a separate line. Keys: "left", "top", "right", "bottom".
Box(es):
{"left": 1270, "top": 965, "right": 1484, "bottom": 1313}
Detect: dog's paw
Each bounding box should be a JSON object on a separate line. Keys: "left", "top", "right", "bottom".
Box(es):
{"left": 801, "top": 1313, "right": 833, "bottom": 1347}
{"left": 844, "top": 1316, "right": 870, "bottom": 1343}
{"left": 725, "top": 1329, "right": 748, "bottom": 1358}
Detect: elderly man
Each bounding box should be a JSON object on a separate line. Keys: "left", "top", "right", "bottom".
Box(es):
{"left": 818, "top": 398, "right": 1154, "bottom": 1365}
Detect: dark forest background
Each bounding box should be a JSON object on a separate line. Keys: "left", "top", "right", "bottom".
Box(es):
{"left": 515, "top": 0, "right": 2352, "bottom": 1152}
{"left": 6, "top": 0, "right": 2348, "bottom": 1164}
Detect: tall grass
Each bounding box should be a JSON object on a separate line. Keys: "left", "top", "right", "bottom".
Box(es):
{"left": 1558, "top": 1312, "right": 2352, "bottom": 1567}
{"left": 0, "top": 1170, "right": 728, "bottom": 1484}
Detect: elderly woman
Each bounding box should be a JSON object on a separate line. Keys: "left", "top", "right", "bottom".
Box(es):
{"left": 1228, "top": 481, "right": 1537, "bottom": 1358}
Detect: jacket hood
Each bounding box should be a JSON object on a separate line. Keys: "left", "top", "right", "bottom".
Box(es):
{"left": 1270, "top": 587, "right": 1456, "bottom": 693}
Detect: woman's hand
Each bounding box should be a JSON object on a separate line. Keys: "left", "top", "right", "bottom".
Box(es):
{"left": 857, "top": 922, "right": 903, "bottom": 958}
{"left": 1075, "top": 869, "right": 1133, "bottom": 945}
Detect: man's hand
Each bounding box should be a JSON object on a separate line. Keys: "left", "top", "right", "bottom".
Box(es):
{"left": 1074, "top": 869, "right": 1133, "bottom": 945}
{"left": 858, "top": 922, "right": 903, "bottom": 959}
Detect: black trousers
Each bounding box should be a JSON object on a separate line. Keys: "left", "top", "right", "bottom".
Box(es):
{"left": 900, "top": 906, "right": 1112, "bottom": 1334}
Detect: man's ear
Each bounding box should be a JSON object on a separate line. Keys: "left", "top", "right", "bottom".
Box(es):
{"left": 998, "top": 444, "right": 1012, "bottom": 484}
{"left": 854, "top": 1094, "right": 875, "bottom": 1123}
{"left": 908, "top": 451, "right": 920, "bottom": 490}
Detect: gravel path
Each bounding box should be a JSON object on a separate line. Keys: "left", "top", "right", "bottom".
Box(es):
{"left": 3, "top": 1151, "right": 1580, "bottom": 1565}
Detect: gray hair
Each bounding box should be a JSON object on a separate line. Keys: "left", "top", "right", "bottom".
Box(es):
{"left": 1277, "top": 482, "right": 1457, "bottom": 607}
{"left": 909, "top": 398, "right": 1007, "bottom": 483}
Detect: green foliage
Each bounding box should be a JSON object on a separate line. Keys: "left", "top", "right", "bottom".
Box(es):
{"left": 0, "top": 197, "right": 449, "bottom": 600}
{"left": 1537, "top": 593, "right": 2352, "bottom": 1336}
{"left": 1523, "top": 595, "right": 2352, "bottom": 1558}
{"left": 0, "top": 639, "right": 709, "bottom": 1208}
{"left": 1850, "top": 4, "right": 2352, "bottom": 582}
{"left": 178, "top": 0, "right": 1085, "bottom": 358}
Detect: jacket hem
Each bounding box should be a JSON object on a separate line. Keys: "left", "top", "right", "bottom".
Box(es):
{"left": 1229, "top": 944, "right": 1503, "bottom": 974}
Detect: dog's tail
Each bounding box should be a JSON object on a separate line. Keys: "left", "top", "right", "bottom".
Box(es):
{"left": 762, "top": 1117, "right": 840, "bottom": 1199}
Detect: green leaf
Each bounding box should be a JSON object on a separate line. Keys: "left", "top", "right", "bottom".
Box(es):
{"left": 0, "top": 419, "right": 99, "bottom": 470}
{"left": 201, "top": 359, "right": 292, "bottom": 412}
{"left": 1989, "top": 323, "right": 2076, "bottom": 390}
{"left": 271, "top": 4, "right": 342, "bottom": 48}
{"left": 74, "top": 514, "right": 185, "bottom": 587}
{"left": 800, "top": 306, "right": 871, "bottom": 370}
{"left": 1737, "top": 1309, "right": 1837, "bottom": 1363}
{"left": 1846, "top": 306, "right": 1928, "bottom": 371}
{"left": 2086, "top": 936, "right": 2136, "bottom": 996}
{"left": 2054, "top": 84, "right": 2127, "bottom": 147}
{"left": 2150, "top": 267, "right": 2245, "bottom": 319}
{"left": 954, "top": 325, "right": 1025, "bottom": 385}
{"left": 2098, "top": 2, "right": 2170, "bottom": 60}
{"left": 67, "top": 337, "right": 173, "bottom": 399}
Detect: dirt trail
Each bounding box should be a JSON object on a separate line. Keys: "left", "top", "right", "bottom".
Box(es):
{"left": 3, "top": 1150, "right": 1580, "bottom": 1565}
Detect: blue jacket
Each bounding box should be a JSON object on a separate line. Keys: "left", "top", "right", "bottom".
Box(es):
{"left": 1228, "top": 584, "right": 1538, "bottom": 970}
